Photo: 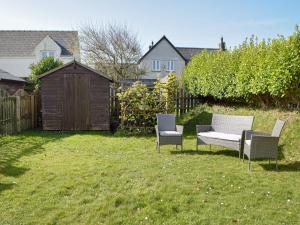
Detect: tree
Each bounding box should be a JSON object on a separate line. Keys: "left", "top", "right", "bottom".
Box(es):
{"left": 80, "top": 22, "right": 143, "bottom": 84}
{"left": 29, "top": 57, "right": 63, "bottom": 90}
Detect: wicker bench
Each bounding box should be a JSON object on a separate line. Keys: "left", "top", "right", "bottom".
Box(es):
{"left": 196, "top": 114, "right": 254, "bottom": 158}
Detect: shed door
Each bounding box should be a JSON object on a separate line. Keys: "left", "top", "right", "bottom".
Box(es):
{"left": 63, "top": 74, "right": 90, "bottom": 130}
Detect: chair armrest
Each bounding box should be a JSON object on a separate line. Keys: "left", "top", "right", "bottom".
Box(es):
{"left": 245, "top": 130, "right": 271, "bottom": 140}
{"left": 251, "top": 135, "right": 279, "bottom": 145}
{"left": 248, "top": 135, "right": 280, "bottom": 159}
{"left": 155, "top": 125, "right": 159, "bottom": 138}
{"left": 176, "top": 125, "right": 184, "bottom": 135}
{"left": 196, "top": 125, "right": 212, "bottom": 133}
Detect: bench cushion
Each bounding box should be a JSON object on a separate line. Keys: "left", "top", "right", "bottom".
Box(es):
{"left": 198, "top": 131, "right": 241, "bottom": 142}
{"left": 160, "top": 131, "right": 182, "bottom": 137}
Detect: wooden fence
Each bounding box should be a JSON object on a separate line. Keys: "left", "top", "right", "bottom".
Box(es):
{"left": 110, "top": 88, "right": 201, "bottom": 122}
{"left": 110, "top": 88, "right": 120, "bottom": 121}
{"left": 176, "top": 89, "right": 202, "bottom": 116}
{"left": 0, "top": 89, "right": 38, "bottom": 136}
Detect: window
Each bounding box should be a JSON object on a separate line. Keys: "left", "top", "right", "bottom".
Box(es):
{"left": 152, "top": 60, "right": 160, "bottom": 71}
{"left": 40, "top": 51, "right": 56, "bottom": 59}
{"left": 49, "top": 51, "right": 55, "bottom": 57}
{"left": 167, "top": 60, "right": 175, "bottom": 71}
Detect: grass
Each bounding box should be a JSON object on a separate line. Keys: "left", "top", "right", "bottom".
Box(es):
{"left": 0, "top": 104, "right": 299, "bottom": 225}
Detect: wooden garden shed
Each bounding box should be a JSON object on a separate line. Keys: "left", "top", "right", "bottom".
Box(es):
{"left": 39, "top": 60, "right": 113, "bottom": 131}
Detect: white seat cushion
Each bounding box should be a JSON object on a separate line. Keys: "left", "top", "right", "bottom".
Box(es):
{"left": 198, "top": 131, "right": 241, "bottom": 142}
{"left": 245, "top": 140, "right": 251, "bottom": 146}
{"left": 160, "top": 131, "right": 182, "bottom": 136}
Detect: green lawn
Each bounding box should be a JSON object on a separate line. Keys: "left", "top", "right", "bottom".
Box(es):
{"left": 0, "top": 104, "right": 299, "bottom": 225}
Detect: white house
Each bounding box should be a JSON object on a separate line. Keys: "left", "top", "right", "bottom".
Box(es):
{"left": 0, "top": 30, "right": 80, "bottom": 78}
{"left": 138, "top": 35, "right": 225, "bottom": 84}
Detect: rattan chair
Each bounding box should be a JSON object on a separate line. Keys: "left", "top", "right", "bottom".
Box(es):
{"left": 155, "top": 114, "right": 183, "bottom": 153}
{"left": 243, "top": 120, "right": 285, "bottom": 171}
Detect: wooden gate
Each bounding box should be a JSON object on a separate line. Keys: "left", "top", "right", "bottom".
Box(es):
{"left": 63, "top": 74, "right": 90, "bottom": 130}
{"left": 0, "top": 88, "right": 38, "bottom": 135}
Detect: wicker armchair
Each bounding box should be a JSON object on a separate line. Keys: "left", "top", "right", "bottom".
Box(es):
{"left": 155, "top": 114, "right": 183, "bottom": 153}
{"left": 243, "top": 120, "right": 285, "bottom": 171}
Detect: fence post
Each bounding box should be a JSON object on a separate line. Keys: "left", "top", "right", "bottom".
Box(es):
{"left": 176, "top": 91, "right": 179, "bottom": 115}
{"left": 31, "top": 95, "right": 35, "bottom": 128}
{"left": 15, "top": 96, "right": 21, "bottom": 132}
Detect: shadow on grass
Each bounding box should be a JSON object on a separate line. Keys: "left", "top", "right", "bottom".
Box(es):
{"left": 170, "top": 149, "right": 239, "bottom": 158}
{"left": 0, "top": 130, "right": 86, "bottom": 192}
{"left": 278, "top": 145, "right": 285, "bottom": 160}
{"left": 0, "top": 165, "right": 29, "bottom": 177}
{"left": 260, "top": 161, "right": 300, "bottom": 172}
{"left": 0, "top": 183, "right": 16, "bottom": 192}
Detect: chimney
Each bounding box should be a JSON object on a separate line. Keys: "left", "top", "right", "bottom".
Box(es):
{"left": 149, "top": 41, "right": 154, "bottom": 50}
{"left": 219, "top": 37, "right": 226, "bottom": 51}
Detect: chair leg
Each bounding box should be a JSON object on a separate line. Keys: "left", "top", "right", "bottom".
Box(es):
{"left": 239, "top": 150, "right": 241, "bottom": 159}
{"left": 248, "top": 159, "right": 251, "bottom": 172}
{"left": 157, "top": 142, "right": 160, "bottom": 153}
{"left": 196, "top": 140, "right": 198, "bottom": 151}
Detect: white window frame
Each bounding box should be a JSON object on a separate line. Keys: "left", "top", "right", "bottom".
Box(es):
{"left": 40, "top": 50, "right": 56, "bottom": 59}
{"left": 152, "top": 60, "right": 160, "bottom": 71}
{"left": 167, "top": 60, "right": 175, "bottom": 72}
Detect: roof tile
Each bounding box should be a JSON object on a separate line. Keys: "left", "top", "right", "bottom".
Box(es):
{"left": 0, "top": 30, "right": 79, "bottom": 57}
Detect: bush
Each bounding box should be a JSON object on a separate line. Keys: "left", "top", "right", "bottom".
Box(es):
{"left": 165, "top": 72, "right": 179, "bottom": 113}
{"left": 183, "top": 26, "right": 300, "bottom": 107}
{"left": 117, "top": 74, "right": 178, "bottom": 134}
{"left": 29, "top": 57, "right": 63, "bottom": 90}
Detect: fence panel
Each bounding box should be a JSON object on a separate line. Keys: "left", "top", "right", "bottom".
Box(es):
{"left": 0, "top": 89, "right": 38, "bottom": 136}
{"left": 110, "top": 88, "right": 120, "bottom": 121}
{"left": 175, "top": 90, "right": 201, "bottom": 116}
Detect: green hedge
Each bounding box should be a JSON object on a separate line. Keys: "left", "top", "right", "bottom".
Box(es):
{"left": 183, "top": 27, "right": 300, "bottom": 107}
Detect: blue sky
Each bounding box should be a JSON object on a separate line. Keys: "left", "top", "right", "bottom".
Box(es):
{"left": 0, "top": 0, "right": 299, "bottom": 51}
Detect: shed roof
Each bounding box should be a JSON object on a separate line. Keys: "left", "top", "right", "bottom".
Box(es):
{"left": 0, "top": 30, "right": 79, "bottom": 57}
{"left": 0, "top": 68, "right": 27, "bottom": 83}
{"left": 38, "top": 60, "right": 113, "bottom": 82}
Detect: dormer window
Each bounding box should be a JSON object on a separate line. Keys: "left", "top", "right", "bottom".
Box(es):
{"left": 152, "top": 60, "right": 160, "bottom": 71}
{"left": 40, "top": 50, "right": 56, "bottom": 59}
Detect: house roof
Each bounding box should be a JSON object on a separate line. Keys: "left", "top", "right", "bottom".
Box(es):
{"left": 38, "top": 60, "right": 113, "bottom": 82}
{"left": 138, "top": 35, "right": 219, "bottom": 63}
{"left": 138, "top": 36, "right": 186, "bottom": 63}
{"left": 176, "top": 47, "right": 219, "bottom": 62}
{"left": 0, "top": 68, "right": 27, "bottom": 83}
{"left": 0, "top": 30, "right": 79, "bottom": 57}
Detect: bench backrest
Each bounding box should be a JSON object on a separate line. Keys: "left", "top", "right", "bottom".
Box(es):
{"left": 212, "top": 114, "right": 254, "bottom": 135}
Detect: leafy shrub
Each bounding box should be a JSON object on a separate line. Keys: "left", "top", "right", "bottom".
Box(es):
{"left": 117, "top": 74, "right": 178, "bottom": 134}
{"left": 183, "top": 26, "right": 300, "bottom": 107}
{"left": 165, "top": 72, "right": 179, "bottom": 113}
{"left": 29, "top": 57, "right": 63, "bottom": 90}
